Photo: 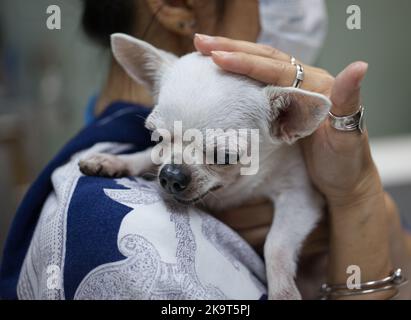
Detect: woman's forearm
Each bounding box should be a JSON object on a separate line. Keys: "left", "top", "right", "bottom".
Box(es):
{"left": 326, "top": 172, "right": 398, "bottom": 299}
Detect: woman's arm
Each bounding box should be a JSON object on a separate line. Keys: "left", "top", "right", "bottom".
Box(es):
{"left": 194, "top": 34, "right": 411, "bottom": 299}
{"left": 327, "top": 174, "right": 394, "bottom": 299}
{"left": 328, "top": 185, "right": 411, "bottom": 299}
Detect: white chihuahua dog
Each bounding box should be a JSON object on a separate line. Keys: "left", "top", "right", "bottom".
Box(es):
{"left": 79, "top": 34, "right": 332, "bottom": 300}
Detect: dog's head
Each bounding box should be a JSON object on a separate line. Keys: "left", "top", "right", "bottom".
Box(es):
{"left": 111, "top": 34, "right": 331, "bottom": 205}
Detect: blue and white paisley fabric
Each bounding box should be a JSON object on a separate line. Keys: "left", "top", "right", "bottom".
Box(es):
{"left": 15, "top": 142, "right": 266, "bottom": 300}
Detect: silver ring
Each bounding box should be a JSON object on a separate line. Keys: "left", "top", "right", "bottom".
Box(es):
{"left": 328, "top": 106, "right": 365, "bottom": 134}
{"left": 290, "top": 56, "right": 297, "bottom": 66}
{"left": 292, "top": 64, "right": 304, "bottom": 88}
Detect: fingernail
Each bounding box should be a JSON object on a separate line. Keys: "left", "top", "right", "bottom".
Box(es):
{"left": 195, "top": 33, "right": 214, "bottom": 42}
{"left": 353, "top": 61, "right": 369, "bottom": 87}
{"left": 211, "top": 51, "right": 233, "bottom": 58}
{"left": 355, "top": 61, "right": 369, "bottom": 69}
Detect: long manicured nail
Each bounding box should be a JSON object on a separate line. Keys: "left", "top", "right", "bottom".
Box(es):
{"left": 211, "top": 51, "right": 233, "bottom": 58}
{"left": 195, "top": 33, "right": 214, "bottom": 42}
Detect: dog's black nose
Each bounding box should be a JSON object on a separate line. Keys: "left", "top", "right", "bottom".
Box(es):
{"left": 159, "top": 164, "right": 191, "bottom": 194}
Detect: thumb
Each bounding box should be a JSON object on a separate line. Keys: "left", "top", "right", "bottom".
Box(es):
{"left": 330, "top": 61, "right": 368, "bottom": 116}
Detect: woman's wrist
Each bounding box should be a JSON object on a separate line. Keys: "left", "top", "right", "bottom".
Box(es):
{"left": 325, "top": 166, "right": 395, "bottom": 299}
{"left": 325, "top": 164, "right": 384, "bottom": 212}
{"left": 327, "top": 192, "right": 392, "bottom": 272}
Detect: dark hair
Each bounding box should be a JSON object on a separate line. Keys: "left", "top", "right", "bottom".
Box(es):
{"left": 82, "top": 0, "right": 136, "bottom": 47}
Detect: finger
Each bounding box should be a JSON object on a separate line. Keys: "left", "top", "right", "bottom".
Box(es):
{"left": 211, "top": 51, "right": 333, "bottom": 93}
{"left": 194, "top": 34, "right": 292, "bottom": 62}
{"left": 330, "top": 61, "right": 368, "bottom": 116}
{"left": 211, "top": 51, "right": 296, "bottom": 86}
{"left": 218, "top": 201, "right": 274, "bottom": 230}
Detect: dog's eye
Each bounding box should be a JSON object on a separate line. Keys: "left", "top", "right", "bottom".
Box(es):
{"left": 227, "top": 152, "right": 240, "bottom": 165}
{"left": 218, "top": 150, "right": 239, "bottom": 165}
{"left": 213, "top": 149, "right": 219, "bottom": 164}
{"left": 210, "top": 148, "right": 239, "bottom": 165}
{"left": 224, "top": 152, "right": 232, "bottom": 165}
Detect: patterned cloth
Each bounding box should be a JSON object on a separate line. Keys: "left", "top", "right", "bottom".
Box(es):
{"left": 0, "top": 102, "right": 266, "bottom": 300}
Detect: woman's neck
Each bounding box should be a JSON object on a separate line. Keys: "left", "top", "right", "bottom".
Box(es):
{"left": 95, "top": 60, "right": 154, "bottom": 115}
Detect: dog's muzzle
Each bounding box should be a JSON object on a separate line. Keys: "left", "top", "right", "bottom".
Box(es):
{"left": 159, "top": 164, "right": 192, "bottom": 195}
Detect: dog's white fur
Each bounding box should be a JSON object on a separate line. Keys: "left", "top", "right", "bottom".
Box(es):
{"left": 79, "top": 34, "right": 332, "bottom": 300}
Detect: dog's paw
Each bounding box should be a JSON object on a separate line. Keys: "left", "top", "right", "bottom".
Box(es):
{"left": 79, "top": 153, "right": 129, "bottom": 178}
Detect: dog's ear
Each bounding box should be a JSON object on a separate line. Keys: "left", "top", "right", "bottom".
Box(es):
{"left": 111, "top": 33, "right": 178, "bottom": 97}
{"left": 264, "top": 86, "right": 332, "bottom": 144}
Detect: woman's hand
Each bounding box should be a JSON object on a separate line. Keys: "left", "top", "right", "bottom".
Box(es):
{"left": 194, "top": 34, "right": 335, "bottom": 95}
{"left": 194, "top": 35, "right": 409, "bottom": 299}
{"left": 193, "top": 34, "right": 376, "bottom": 204}
{"left": 217, "top": 198, "right": 329, "bottom": 259}
{"left": 216, "top": 198, "right": 273, "bottom": 255}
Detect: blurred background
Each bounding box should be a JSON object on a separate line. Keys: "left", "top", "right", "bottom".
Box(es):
{"left": 0, "top": 0, "right": 410, "bottom": 255}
